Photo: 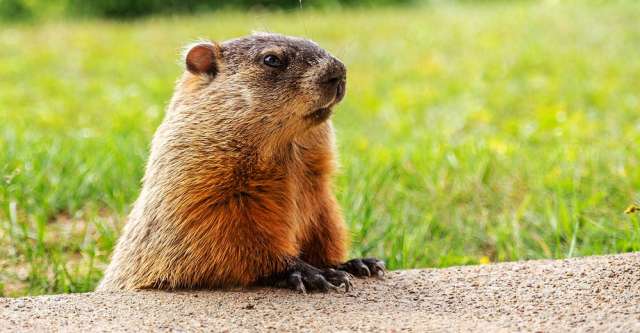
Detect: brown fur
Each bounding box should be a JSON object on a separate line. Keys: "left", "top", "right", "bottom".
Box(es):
{"left": 98, "top": 33, "right": 348, "bottom": 290}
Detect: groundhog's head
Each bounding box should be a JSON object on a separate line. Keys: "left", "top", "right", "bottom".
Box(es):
{"left": 179, "top": 33, "right": 346, "bottom": 134}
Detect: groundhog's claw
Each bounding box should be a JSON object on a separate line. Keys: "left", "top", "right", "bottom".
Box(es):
{"left": 338, "top": 258, "right": 386, "bottom": 278}
{"left": 321, "top": 268, "right": 353, "bottom": 292}
{"left": 288, "top": 272, "right": 307, "bottom": 294}
{"left": 276, "top": 260, "right": 352, "bottom": 293}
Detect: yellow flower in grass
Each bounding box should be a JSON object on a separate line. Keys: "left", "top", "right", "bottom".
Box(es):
{"left": 355, "top": 136, "right": 369, "bottom": 151}
{"left": 468, "top": 109, "right": 492, "bottom": 125}
{"left": 488, "top": 138, "right": 509, "bottom": 155}
{"left": 479, "top": 256, "right": 491, "bottom": 265}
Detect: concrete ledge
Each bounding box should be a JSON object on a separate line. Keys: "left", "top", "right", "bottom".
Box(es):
{"left": 1, "top": 253, "right": 639, "bottom": 332}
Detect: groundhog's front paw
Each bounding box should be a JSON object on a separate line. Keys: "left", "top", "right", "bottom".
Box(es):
{"left": 338, "top": 258, "right": 386, "bottom": 278}
{"left": 276, "top": 260, "right": 353, "bottom": 294}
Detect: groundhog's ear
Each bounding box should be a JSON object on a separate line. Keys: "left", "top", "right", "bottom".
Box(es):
{"left": 185, "top": 42, "right": 221, "bottom": 76}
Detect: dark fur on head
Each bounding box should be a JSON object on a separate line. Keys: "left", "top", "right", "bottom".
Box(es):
{"left": 177, "top": 33, "right": 346, "bottom": 154}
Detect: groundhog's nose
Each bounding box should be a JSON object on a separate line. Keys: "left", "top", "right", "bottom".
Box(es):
{"left": 322, "top": 59, "right": 346, "bottom": 85}
{"left": 321, "top": 58, "right": 347, "bottom": 103}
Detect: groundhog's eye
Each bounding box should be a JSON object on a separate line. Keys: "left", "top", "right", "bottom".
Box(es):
{"left": 263, "top": 54, "right": 284, "bottom": 68}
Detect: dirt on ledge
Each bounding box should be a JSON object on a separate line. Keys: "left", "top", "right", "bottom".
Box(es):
{"left": 1, "top": 253, "right": 639, "bottom": 332}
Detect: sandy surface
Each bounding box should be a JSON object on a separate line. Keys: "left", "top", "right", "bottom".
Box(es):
{"left": 1, "top": 253, "right": 639, "bottom": 332}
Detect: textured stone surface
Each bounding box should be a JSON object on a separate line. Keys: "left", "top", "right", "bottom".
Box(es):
{"left": 1, "top": 253, "right": 639, "bottom": 332}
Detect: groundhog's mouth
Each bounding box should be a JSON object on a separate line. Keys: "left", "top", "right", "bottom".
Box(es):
{"left": 304, "top": 107, "right": 333, "bottom": 123}
{"left": 304, "top": 79, "right": 344, "bottom": 124}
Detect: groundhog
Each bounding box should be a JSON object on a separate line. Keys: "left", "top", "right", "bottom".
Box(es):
{"left": 97, "top": 32, "right": 384, "bottom": 293}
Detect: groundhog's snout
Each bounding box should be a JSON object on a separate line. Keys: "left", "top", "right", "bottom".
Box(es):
{"left": 320, "top": 58, "right": 347, "bottom": 104}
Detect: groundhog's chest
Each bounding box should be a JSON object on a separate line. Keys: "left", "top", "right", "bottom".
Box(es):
{"left": 284, "top": 150, "right": 329, "bottom": 229}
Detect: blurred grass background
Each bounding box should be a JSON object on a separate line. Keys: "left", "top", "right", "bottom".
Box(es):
{"left": 0, "top": 0, "right": 412, "bottom": 21}
{"left": 1, "top": 1, "right": 640, "bottom": 296}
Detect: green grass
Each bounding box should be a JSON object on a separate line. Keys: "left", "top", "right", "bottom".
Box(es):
{"left": 2, "top": 2, "right": 640, "bottom": 297}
